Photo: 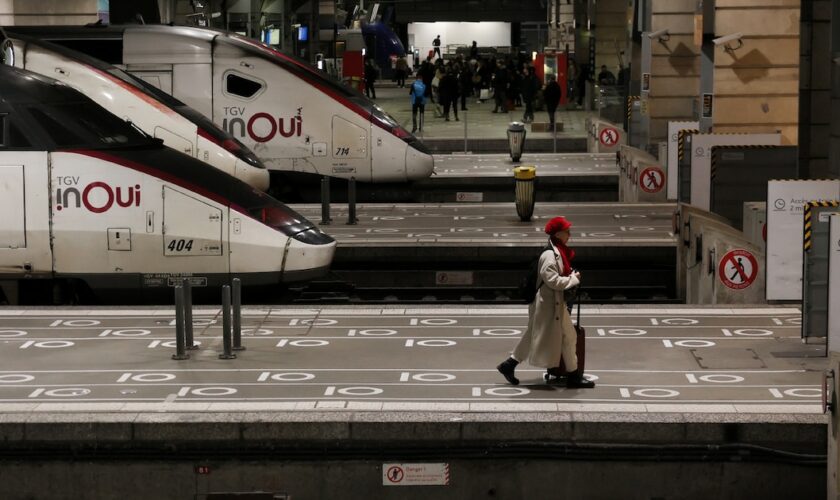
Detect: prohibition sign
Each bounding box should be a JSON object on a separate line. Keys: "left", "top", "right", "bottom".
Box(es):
{"left": 599, "top": 127, "right": 619, "bottom": 147}
{"left": 718, "top": 249, "right": 758, "bottom": 290}
{"left": 386, "top": 466, "right": 404, "bottom": 483}
{"left": 639, "top": 167, "right": 664, "bottom": 193}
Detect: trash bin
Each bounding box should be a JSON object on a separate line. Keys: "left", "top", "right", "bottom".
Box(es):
{"left": 507, "top": 121, "right": 527, "bottom": 162}
{"left": 514, "top": 165, "right": 536, "bottom": 222}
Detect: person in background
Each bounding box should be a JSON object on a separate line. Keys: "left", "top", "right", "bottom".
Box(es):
{"left": 491, "top": 61, "right": 508, "bottom": 113}
{"left": 439, "top": 67, "right": 460, "bottom": 121}
{"left": 409, "top": 75, "right": 427, "bottom": 133}
{"left": 364, "top": 58, "right": 378, "bottom": 99}
{"left": 433, "top": 35, "right": 442, "bottom": 59}
{"left": 420, "top": 56, "right": 435, "bottom": 104}
{"left": 496, "top": 216, "right": 595, "bottom": 389}
{"left": 521, "top": 65, "right": 539, "bottom": 123}
{"left": 598, "top": 64, "right": 616, "bottom": 86}
{"left": 543, "top": 73, "right": 562, "bottom": 131}
{"left": 566, "top": 60, "right": 578, "bottom": 107}
{"left": 469, "top": 40, "right": 479, "bottom": 61}
{"left": 395, "top": 56, "right": 409, "bottom": 88}
{"left": 458, "top": 62, "right": 473, "bottom": 111}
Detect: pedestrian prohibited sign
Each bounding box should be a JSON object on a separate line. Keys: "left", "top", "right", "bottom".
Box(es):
{"left": 718, "top": 249, "right": 758, "bottom": 290}
{"left": 639, "top": 166, "right": 664, "bottom": 193}
{"left": 599, "top": 127, "right": 619, "bottom": 147}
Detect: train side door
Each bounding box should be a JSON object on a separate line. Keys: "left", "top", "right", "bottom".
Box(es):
{"left": 162, "top": 186, "right": 228, "bottom": 273}
{"left": 370, "top": 124, "right": 402, "bottom": 181}
{"left": 332, "top": 115, "right": 370, "bottom": 179}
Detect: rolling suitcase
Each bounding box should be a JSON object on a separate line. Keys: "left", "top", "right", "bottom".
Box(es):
{"left": 545, "top": 288, "right": 585, "bottom": 380}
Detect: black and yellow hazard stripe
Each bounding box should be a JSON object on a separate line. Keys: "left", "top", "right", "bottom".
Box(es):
{"left": 677, "top": 129, "right": 699, "bottom": 162}
{"left": 627, "top": 96, "right": 640, "bottom": 120}
{"left": 804, "top": 200, "right": 840, "bottom": 251}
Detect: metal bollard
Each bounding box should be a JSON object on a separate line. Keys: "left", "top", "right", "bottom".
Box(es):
{"left": 320, "top": 176, "right": 331, "bottom": 225}
{"left": 347, "top": 177, "right": 358, "bottom": 225}
{"left": 232, "top": 278, "right": 245, "bottom": 351}
{"left": 219, "top": 285, "right": 236, "bottom": 359}
{"left": 183, "top": 278, "right": 197, "bottom": 350}
{"left": 172, "top": 285, "right": 189, "bottom": 360}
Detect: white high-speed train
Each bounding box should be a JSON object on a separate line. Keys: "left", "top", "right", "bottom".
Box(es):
{"left": 3, "top": 34, "right": 270, "bottom": 191}
{"left": 0, "top": 65, "right": 335, "bottom": 303}
{"left": 8, "top": 24, "right": 435, "bottom": 184}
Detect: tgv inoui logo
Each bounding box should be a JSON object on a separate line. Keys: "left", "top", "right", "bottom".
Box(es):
{"left": 223, "top": 107, "right": 303, "bottom": 143}
{"left": 55, "top": 179, "right": 141, "bottom": 213}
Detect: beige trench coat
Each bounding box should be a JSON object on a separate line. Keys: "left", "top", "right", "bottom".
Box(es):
{"left": 512, "top": 245, "right": 580, "bottom": 369}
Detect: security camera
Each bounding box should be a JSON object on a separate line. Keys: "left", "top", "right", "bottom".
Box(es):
{"left": 712, "top": 33, "right": 744, "bottom": 47}
{"left": 646, "top": 29, "right": 670, "bottom": 41}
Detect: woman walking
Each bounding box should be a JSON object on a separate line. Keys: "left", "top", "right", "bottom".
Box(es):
{"left": 496, "top": 216, "right": 595, "bottom": 388}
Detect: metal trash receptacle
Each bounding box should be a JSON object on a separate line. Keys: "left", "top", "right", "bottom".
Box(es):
{"left": 514, "top": 165, "right": 536, "bottom": 222}
{"left": 507, "top": 121, "right": 527, "bottom": 162}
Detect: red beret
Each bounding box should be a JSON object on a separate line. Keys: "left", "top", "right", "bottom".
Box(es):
{"left": 544, "top": 216, "right": 572, "bottom": 234}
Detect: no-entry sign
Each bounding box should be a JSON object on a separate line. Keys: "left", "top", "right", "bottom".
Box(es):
{"left": 718, "top": 249, "right": 758, "bottom": 290}
{"left": 639, "top": 166, "right": 664, "bottom": 193}
{"left": 599, "top": 127, "right": 619, "bottom": 147}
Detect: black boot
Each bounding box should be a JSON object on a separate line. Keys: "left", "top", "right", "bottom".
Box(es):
{"left": 566, "top": 371, "right": 595, "bottom": 389}
{"left": 496, "top": 358, "right": 519, "bottom": 385}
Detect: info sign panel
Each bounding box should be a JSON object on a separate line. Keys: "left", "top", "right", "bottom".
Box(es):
{"left": 766, "top": 180, "right": 840, "bottom": 301}
{"left": 667, "top": 121, "right": 699, "bottom": 200}
{"left": 829, "top": 215, "right": 840, "bottom": 352}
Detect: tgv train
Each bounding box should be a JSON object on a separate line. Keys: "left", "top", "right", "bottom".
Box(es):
{"left": 8, "top": 25, "right": 435, "bottom": 184}
{"left": 0, "top": 65, "right": 335, "bottom": 303}
{"left": 3, "top": 34, "right": 270, "bottom": 191}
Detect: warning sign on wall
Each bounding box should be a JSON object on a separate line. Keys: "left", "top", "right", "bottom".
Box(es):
{"left": 599, "top": 127, "right": 619, "bottom": 147}
{"left": 383, "top": 463, "right": 450, "bottom": 486}
{"left": 718, "top": 249, "right": 758, "bottom": 290}
{"left": 639, "top": 166, "right": 664, "bottom": 193}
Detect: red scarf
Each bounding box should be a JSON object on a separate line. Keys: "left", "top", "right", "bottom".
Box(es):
{"left": 551, "top": 238, "right": 575, "bottom": 276}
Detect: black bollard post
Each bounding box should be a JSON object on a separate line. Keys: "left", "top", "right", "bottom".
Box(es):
{"left": 347, "top": 176, "right": 358, "bottom": 225}
{"left": 183, "top": 278, "right": 197, "bottom": 350}
{"left": 232, "top": 278, "right": 245, "bottom": 351}
{"left": 219, "top": 285, "right": 236, "bottom": 359}
{"left": 172, "top": 285, "right": 189, "bottom": 360}
{"left": 320, "top": 176, "right": 331, "bottom": 225}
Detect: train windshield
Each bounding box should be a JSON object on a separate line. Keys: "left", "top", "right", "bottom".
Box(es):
{"left": 28, "top": 100, "right": 155, "bottom": 149}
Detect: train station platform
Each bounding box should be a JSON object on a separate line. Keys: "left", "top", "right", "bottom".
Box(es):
{"left": 374, "top": 85, "right": 590, "bottom": 153}
{"left": 294, "top": 152, "right": 619, "bottom": 203}
{"left": 0, "top": 305, "right": 826, "bottom": 499}
{"left": 292, "top": 202, "right": 677, "bottom": 301}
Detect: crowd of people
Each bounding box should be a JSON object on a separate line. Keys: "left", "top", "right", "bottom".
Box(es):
{"left": 388, "top": 45, "right": 597, "bottom": 132}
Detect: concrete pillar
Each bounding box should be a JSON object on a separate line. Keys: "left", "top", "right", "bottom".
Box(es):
{"left": 594, "top": 0, "right": 631, "bottom": 73}
{"left": 6, "top": 0, "right": 98, "bottom": 25}
{"left": 698, "top": 0, "right": 714, "bottom": 133}
{"left": 798, "top": 0, "right": 831, "bottom": 179}
{"left": 830, "top": 0, "right": 840, "bottom": 179}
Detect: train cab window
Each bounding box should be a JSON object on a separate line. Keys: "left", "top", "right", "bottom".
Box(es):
{"left": 26, "top": 103, "right": 151, "bottom": 149}
{"left": 224, "top": 72, "right": 265, "bottom": 100}
{"left": 0, "top": 115, "right": 34, "bottom": 149}
{"left": 27, "top": 108, "right": 85, "bottom": 146}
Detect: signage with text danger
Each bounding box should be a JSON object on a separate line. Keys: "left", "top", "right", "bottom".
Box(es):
{"left": 718, "top": 249, "right": 758, "bottom": 290}
{"left": 599, "top": 127, "right": 619, "bottom": 147}
{"left": 639, "top": 166, "right": 664, "bottom": 193}
{"left": 383, "top": 463, "right": 450, "bottom": 486}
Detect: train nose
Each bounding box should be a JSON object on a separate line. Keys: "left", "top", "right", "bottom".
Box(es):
{"left": 405, "top": 144, "right": 435, "bottom": 181}
{"left": 282, "top": 229, "right": 337, "bottom": 282}
{"left": 236, "top": 161, "right": 271, "bottom": 191}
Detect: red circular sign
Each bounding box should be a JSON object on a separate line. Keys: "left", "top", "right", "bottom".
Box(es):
{"left": 386, "top": 466, "right": 404, "bottom": 483}
{"left": 718, "top": 249, "right": 758, "bottom": 290}
{"left": 599, "top": 127, "right": 619, "bottom": 147}
{"left": 639, "top": 166, "right": 665, "bottom": 193}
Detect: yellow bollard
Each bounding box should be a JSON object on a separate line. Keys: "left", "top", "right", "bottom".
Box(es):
{"left": 514, "top": 165, "right": 537, "bottom": 222}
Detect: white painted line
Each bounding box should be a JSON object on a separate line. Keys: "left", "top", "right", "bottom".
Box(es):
{"left": 619, "top": 388, "right": 631, "bottom": 398}
{"left": 324, "top": 386, "right": 336, "bottom": 396}
{"left": 472, "top": 387, "right": 481, "bottom": 397}
{"left": 399, "top": 372, "right": 410, "bottom": 382}
{"left": 276, "top": 339, "right": 288, "bottom": 347}
{"left": 769, "top": 389, "right": 784, "bottom": 399}
{"left": 662, "top": 340, "right": 673, "bottom": 348}
{"left": 176, "top": 387, "right": 190, "bottom": 397}
{"left": 257, "top": 372, "right": 270, "bottom": 382}
{"left": 28, "top": 388, "right": 44, "bottom": 398}
{"left": 117, "top": 373, "right": 131, "bottom": 383}
{"left": 686, "top": 374, "right": 698, "bottom": 384}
